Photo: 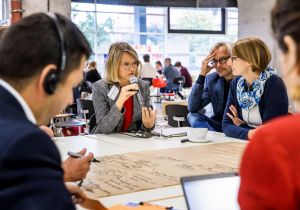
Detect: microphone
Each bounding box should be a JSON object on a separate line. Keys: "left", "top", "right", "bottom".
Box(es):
{"left": 130, "top": 76, "right": 144, "bottom": 106}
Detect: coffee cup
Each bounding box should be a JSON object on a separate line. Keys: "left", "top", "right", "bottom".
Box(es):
{"left": 186, "top": 127, "right": 208, "bottom": 142}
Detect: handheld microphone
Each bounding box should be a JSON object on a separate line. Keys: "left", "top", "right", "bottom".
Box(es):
{"left": 130, "top": 76, "right": 144, "bottom": 106}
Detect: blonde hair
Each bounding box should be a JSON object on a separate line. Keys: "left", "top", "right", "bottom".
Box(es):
{"left": 105, "top": 42, "right": 140, "bottom": 84}
{"left": 233, "top": 37, "right": 271, "bottom": 73}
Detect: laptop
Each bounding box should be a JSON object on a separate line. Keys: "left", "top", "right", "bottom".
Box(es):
{"left": 181, "top": 173, "right": 240, "bottom": 210}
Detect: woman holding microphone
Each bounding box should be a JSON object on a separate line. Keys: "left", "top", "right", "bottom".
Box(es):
{"left": 92, "top": 42, "right": 155, "bottom": 134}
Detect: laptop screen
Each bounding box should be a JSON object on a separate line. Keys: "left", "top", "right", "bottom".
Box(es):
{"left": 181, "top": 173, "right": 240, "bottom": 210}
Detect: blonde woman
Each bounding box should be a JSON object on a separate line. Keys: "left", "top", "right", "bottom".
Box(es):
{"left": 92, "top": 42, "right": 155, "bottom": 134}
{"left": 222, "top": 37, "right": 288, "bottom": 140}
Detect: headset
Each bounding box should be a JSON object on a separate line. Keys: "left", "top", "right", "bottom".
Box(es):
{"left": 43, "top": 13, "right": 67, "bottom": 95}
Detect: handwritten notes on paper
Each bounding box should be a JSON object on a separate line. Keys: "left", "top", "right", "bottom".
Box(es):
{"left": 82, "top": 142, "right": 246, "bottom": 198}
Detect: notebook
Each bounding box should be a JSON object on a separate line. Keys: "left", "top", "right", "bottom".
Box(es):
{"left": 181, "top": 173, "right": 240, "bottom": 210}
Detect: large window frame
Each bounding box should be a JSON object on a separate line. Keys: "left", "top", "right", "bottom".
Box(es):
{"left": 0, "top": 0, "right": 10, "bottom": 25}
{"left": 167, "top": 7, "right": 225, "bottom": 34}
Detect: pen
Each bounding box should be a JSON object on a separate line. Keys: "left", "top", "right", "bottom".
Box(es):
{"left": 67, "top": 151, "right": 100, "bottom": 163}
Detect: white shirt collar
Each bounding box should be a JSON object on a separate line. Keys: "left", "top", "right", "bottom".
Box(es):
{"left": 0, "top": 79, "right": 37, "bottom": 124}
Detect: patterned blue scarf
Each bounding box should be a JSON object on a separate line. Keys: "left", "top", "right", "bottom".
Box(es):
{"left": 237, "top": 67, "right": 277, "bottom": 110}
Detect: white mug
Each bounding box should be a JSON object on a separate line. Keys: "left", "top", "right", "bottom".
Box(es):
{"left": 186, "top": 127, "right": 208, "bottom": 142}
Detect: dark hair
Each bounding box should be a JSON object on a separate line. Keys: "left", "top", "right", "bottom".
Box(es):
{"left": 174, "top": 61, "right": 182, "bottom": 67}
{"left": 0, "top": 26, "right": 7, "bottom": 38}
{"left": 0, "top": 13, "right": 92, "bottom": 89}
{"left": 143, "top": 54, "right": 150, "bottom": 62}
{"left": 272, "top": 0, "right": 300, "bottom": 66}
{"left": 155, "top": 60, "right": 162, "bottom": 66}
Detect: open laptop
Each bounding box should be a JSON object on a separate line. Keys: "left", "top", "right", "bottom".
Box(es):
{"left": 181, "top": 173, "right": 240, "bottom": 210}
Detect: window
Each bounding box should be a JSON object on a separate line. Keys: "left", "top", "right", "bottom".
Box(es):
{"left": 168, "top": 7, "right": 225, "bottom": 34}
{"left": 71, "top": 3, "right": 238, "bottom": 78}
{"left": 0, "top": 0, "right": 9, "bottom": 25}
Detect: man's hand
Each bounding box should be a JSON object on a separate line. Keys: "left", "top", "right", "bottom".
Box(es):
{"left": 65, "top": 183, "right": 107, "bottom": 209}
{"left": 62, "top": 148, "right": 94, "bottom": 182}
{"left": 200, "top": 51, "right": 216, "bottom": 76}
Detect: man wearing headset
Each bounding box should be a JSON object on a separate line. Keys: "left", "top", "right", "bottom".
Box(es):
{"left": 0, "top": 13, "right": 105, "bottom": 209}
{"left": 188, "top": 42, "right": 234, "bottom": 132}
{"left": 0, "top": 25, "right": 92, "bottom": 185}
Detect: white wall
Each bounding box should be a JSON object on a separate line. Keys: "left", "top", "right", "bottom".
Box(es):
{"left": 237, "top": 0, "right": 280, "bottom": 71}
{"left": 23, "top": 0, "right": 71, "bottom": 17}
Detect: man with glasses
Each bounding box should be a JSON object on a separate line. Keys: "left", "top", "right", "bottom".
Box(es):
{"left": 188, "top": 42, "right": 234, "bottom": 132}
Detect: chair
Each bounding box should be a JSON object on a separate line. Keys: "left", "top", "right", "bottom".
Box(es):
{"left": 151, "top": 78, "right": 167, "bottom": 103}
{"left": 89, "top": 113, "right": 97, "bottom": 134}
{"left": 142, "top": 78, "right": 153, "bottom": 86}
{"left": 172, "top": 76, "right": 186, "bottom": 100}
{"left": 165, "top": 104, "right": 189, "bottom": 127}
{"left": 76, "top": 98, "right": 95, "bottom": 122}
{"left": 173, "top": 76, "right": 185, "bottom": 91}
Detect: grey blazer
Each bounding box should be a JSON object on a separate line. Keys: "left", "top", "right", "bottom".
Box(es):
{"left": 92, "top": 79, "right": 151, "bottom": 134}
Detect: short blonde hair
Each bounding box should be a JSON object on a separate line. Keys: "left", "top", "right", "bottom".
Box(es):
{"left": 233, "top": 37, "right": 271, "bottom": 73}
{"left": 105, "top": 42, "right": 140, "bottom": 84}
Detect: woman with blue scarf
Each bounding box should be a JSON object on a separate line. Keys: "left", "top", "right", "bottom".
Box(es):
{"left": 222, "top": 37, "right": 289, "bottom": 140}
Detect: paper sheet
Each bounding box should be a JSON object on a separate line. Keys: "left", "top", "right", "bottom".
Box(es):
{"left": 82, "top": 141, "right": 246, "bottom": 198}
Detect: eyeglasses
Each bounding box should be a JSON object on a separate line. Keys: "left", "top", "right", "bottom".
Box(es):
{"left": 120, "top": 61, "right": 138, "bottom": 70}
{"left": 211, "top": 56, "right": 231, "bottom": 66}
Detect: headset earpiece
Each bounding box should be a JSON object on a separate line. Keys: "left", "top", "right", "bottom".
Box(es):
{"left": 43, "top": 12, "right": 66, "bottom": 95}
{"left": 43, "top": 69, "right": 59, "bottom": 95}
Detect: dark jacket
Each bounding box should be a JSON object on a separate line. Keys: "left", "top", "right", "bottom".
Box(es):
{"left": 222, "top": 75, "right": 289, "bottom": 140}
{"left": 85, "top": 68, "right": 101, "bottom": 83}
{"left": 188, "top": 72, "right": 231, "bottom": 123}
{"left": 0, "top": 85, "right": 74, "bottom": 210}
{"left": 180, "top": 66, "right": 192, "bottom": 88}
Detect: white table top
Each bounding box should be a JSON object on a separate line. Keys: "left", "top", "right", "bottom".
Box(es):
{"left": 54, "top": 131, "right": 243, "bottom": 210}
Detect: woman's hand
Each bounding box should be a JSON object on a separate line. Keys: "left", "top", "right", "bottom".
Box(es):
{"left": 142, "top": 107, "right": 156, "bottom": 129}
{"left": 226, "top": 105, "right": 245, "bottom": 126}
{"left": 116, "top": 84, "right": 139, "bottom": 111}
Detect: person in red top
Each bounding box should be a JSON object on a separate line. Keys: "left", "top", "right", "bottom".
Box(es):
{"left": 238, "top": 0, "right": 300, "bottom": 209}
{"left": 92, "top": 42, "right": 156, "bottom": 134}
{"left": 174, "top": 61, "right": 192, "bottom": 88}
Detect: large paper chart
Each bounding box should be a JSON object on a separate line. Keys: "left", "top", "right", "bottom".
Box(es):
{"left": 82, "top": 141, "right": 246, "bottom": 198}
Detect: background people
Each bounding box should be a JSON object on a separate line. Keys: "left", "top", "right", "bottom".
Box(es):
{"left": 140, "top": 54, "right": 157, "bottom": 79}
{"left": 162, "top": 57, "right": 180, "bottom": 92}
{"left": 85, "top": 61, "right": 101, "bottom": 84}
{"left": 174, "top": 61, "right": 192, "bottom": 88}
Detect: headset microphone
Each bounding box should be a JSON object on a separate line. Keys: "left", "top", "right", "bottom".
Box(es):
{"left": 129, "top": 76, "right": 144, "bottom": 107}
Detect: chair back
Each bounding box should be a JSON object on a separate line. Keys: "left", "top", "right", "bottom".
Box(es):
{"left": 165, "top": 104, "right": 189, "bottom": 127}
{"left": 76, "top": 99, "right": 95, "bottom": 120}
{"left": 142, "top": 78, "right": 153, "bottom": 86}
{"left": 89, "top": 113, "right": 97, "bottom": 134}
{"left": 173, "top": 76, "right": 185, "bottom": 91}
